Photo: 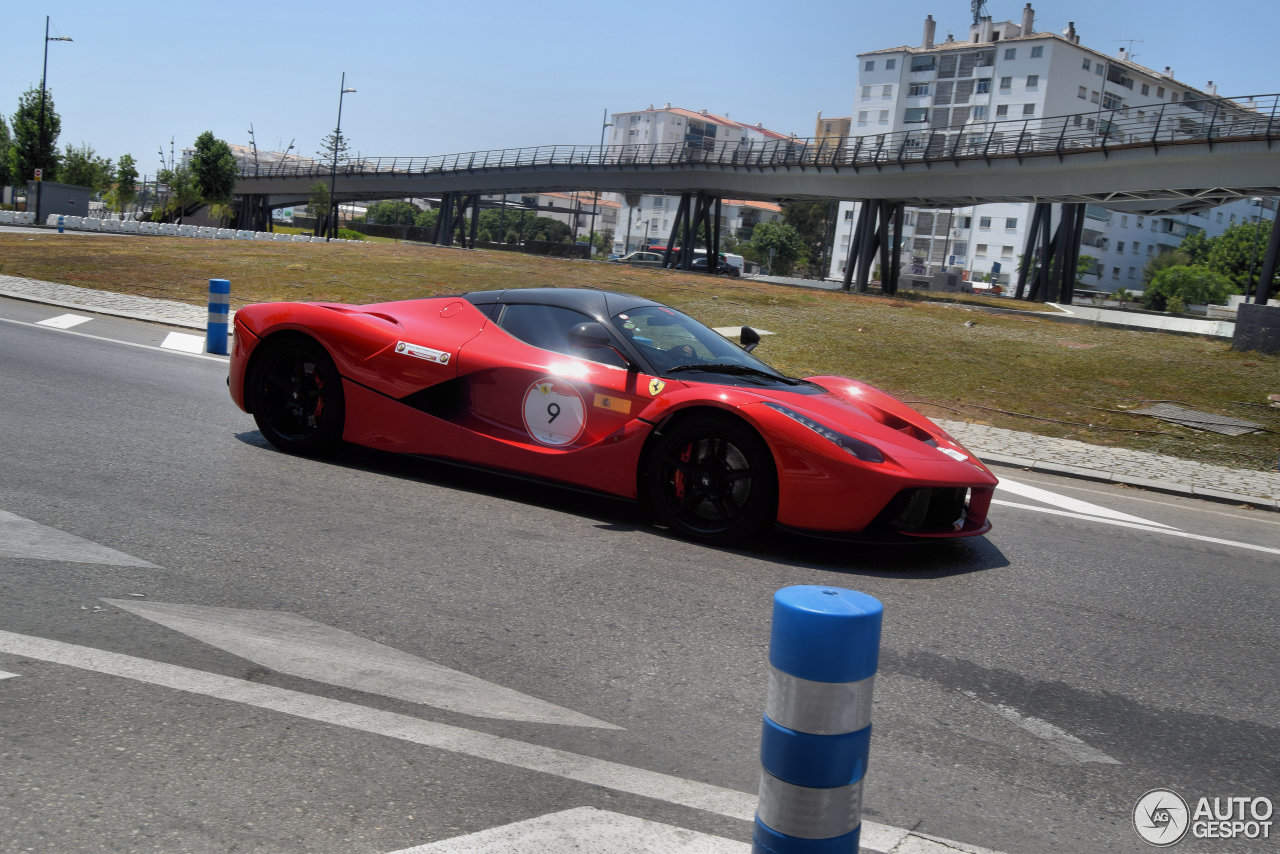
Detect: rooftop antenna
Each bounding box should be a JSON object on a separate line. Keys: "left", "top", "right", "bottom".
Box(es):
{"left": 1118, "top": 39, "right": 1143, "bottom": 60}
{"left": 971, "top": 0, "right": 988, "bottom": 25}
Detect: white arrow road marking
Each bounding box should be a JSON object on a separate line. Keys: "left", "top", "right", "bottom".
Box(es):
{"left": 960, "top": 691, "right": 1121, "bottom": 765}
{"left": 0, "top": 629, "right": 1006, "bottom": 854}
{"left": 386, "top": 807, "right": 745, "bottom": 854}
{"left": 0, "top": 671, "right": 18, "bottom": 680}
{"left": 996, "top": 478, "right": 1173, "bottom": 528}
{"left": 160, "top": 331, "right": 207, "bottom": 354}
{"left": 37, "top": 313, "right": 92, "bottom": 329}
{"left": 102, "top": 599, "right": 619, "bottom": 729}
{"left": 0, "top": 510, "right": 160, "bottom": 568}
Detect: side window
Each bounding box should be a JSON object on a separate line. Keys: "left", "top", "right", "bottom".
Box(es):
{"left": 497, "top": 304, "right": 625, "bottom": 367}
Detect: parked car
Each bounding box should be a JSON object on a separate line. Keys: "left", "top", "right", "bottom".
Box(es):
{"left": 610, "top": 251, "right": 666, "bottom": 267}
{"left": 229, "top": 287, "right": 996, "bottom": 544}
{"left": 691, "top": 255, "right": 741, "bottom": 277}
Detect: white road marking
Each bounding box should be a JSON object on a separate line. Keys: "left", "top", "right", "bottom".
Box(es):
{"left": 386, "top": 807, "right": 745, "bottom": 853}
{"left": 103, "top": 599, "right": 619, "bottom": 729}
{"left": 961, "top": 691, "right": 1121, "bottom": 766}
{"left": 0, "top": 629, "right": 1004, "bottom": 854}
{"left": 160, "top": 331, "right": 207, "bottom": 354}
{"left": 0, "top": 509, "right": 161, "bottom": 568}
{"left": 0, "top": 316, "right": 227, "bottom": 362}
{"left": 992, "top": 499, "right": 1280, "bottom": 557}
{"left": 996, "top": 478, "right": 1173, "bottom": 528}
{"left": 37, "top": 313, "right": 92, "bottom": 329}
{"left": 0, "top": 671, "right": 18, "bottom": 680}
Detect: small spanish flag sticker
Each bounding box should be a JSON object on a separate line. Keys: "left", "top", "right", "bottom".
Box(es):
{"left": 593, "top": 393, "right": 631, "bottom": 414}
{"left": 648, "top": 379, "right": 666, "bottom": 396}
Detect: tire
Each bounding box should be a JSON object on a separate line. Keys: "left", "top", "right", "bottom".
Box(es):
{"left": 644, "top": 414, "right": 777, "bottom": 544}
{"left": 248, "top": 334, "right": 345, "bottom": 455}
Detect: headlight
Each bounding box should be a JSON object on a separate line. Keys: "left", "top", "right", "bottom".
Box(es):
{"left": 764, "top": 403, "right": 885, "bottom": 463}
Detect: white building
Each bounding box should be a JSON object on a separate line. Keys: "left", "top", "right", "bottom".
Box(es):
{"left": 604, "top": 105, "right": 789, "bottom": 253}
{"left": 826, "top": 4, "right": 1265, "bottom": 293}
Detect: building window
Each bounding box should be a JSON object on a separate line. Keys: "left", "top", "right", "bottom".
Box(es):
{"left": 857, "top": 110, "right": 868, "bottom": 124}
{"left": 1117, "top": 241, "right": 1125, "bottom": 252}
{"left": 879, "top": 110, "right": 889, "bottom": 124}
{"left": 1083, "top": 58, "right": 1091, "bottom": 70}
{"left": 1023, "top": 103, "right": 1035, "bottom": 116}
{"left": 861, "top": 85, "right": 872, "bottom": 99}
{"left": 1004, "top": 48, "right": 1016, "bottom": 60}
{"left": 972, "top": 105, "right": 988, "bottom": 120}
{"left": 904, "top": 107, "right": 929, "bottom": 123}
{"left": 1141, "top": 83, "right": 1150, "bottom": 96}
{"left": 865, "top": 60, "right": 875, "bottom": 71}
{"left": 979, "top": 216, "right": 992, "bottom": 228}
{"left": 996, "top": 104, "right": 1009, "bottom": 117}
{"left": 976, "top": 243, "right": 989, "bottom": 256}
{"left": 1129, "top": 268, "right": 1137, "bottom": 279}
{"left": 1091, "top": 90, "right": 1100, "bottom": 103}
{"left": 909, "top": 83, "right": 929, "bottom": 96}
{"left": 976, "top": 78, "right": 991, "bottom": 93}
{"left": 1112, "top": 267, "right": 1120, "bottom": 280}
{"left": 1030, "top": 45, "right": 1044, "bottom": 58}
{"left": 1157, "top": 86, "right": 1165, "bottom": 98}
{"left": 1002, "top": 245, "right": 1014, "bottom": 258}
{"left": 1121, "top": 215, "right": 1129, "bottom": 227}
{"left": 1073, "top": 115, "right": 1082, "bottom": 126}
{"left": 910, "top": 55, "right": 936, "bottom": 71}
{"left": 1096, "top": 64, "right": 1104, "bottom": 75}
{"left": 1132, "top": 242, "right": 1140, "bottom": 254}
{"left": 1000, "top": 76, "right": 1013, "bottom": 90}
{"left": 1026, "top": 74, "right": 1039, "bottom": 89}
{"left": 1078, "top": 86, "right": 1088, "bottom": 99}
{"left": 886, "top": 58, "right": 897, "bottom": 70}
{"left": 883, "top": 84, "right": 893, "bottom": 96}
{"left": 1005, "top": 218, "right": 1018, "bottom": 229}
{"left": 653, "top": 197, "right": 664, "bottom": 208}
{"left": 1137, "top": 216, "right": 1144, "bottom": 227}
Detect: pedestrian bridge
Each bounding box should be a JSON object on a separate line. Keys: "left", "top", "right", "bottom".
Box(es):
{"left": 235, "top": 92, "right": 1280, "bottom": 215}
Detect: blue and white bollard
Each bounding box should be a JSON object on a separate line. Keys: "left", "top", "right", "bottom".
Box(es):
{"left": 207, "top": 278, "right": 231, "bottom": 355}
{"left": 57, "top": 215, "right": 64, "bottom": 233}
{"left": 754, "top": 586, "right": 882, "bottom": 854}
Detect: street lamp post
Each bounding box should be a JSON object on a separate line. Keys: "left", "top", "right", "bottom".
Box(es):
{"left": 328, "top": 72, "right": 356, "bottom": 239}
{"left": 36, "top": 16, "right": 72, "bottom": 221}
{"left": 588, "top": 109, "right": 614, "bottom": 258}
{"left": 1245, "top": 197, "right": 1267, "bottom": 303}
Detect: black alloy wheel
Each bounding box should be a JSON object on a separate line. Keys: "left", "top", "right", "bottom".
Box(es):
{"left": 645, "top": 414, "right": 777, "bottom": 544}
{"left": 249, "top": 335, "right": 345, "bottom": 455}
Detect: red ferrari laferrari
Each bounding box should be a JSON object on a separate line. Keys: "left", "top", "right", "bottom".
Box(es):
{"left": 229, "top": 287, "right": 996, "bottom": 544}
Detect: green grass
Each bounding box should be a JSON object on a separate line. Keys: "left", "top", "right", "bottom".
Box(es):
{"left": 3, "top": 233, "right": 1277, "bottom": 471}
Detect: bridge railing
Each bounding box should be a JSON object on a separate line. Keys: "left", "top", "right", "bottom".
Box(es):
{"left": 239, "top": 92, "right": 1280, "bottom": 182}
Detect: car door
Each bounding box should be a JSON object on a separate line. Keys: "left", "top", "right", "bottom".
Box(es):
{"left": 458, "top": 302, "right": 659, "bottom": 492}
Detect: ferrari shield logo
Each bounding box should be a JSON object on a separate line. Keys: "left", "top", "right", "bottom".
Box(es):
{"left": 648, "top": 379, "right": 665, "bottom": 396}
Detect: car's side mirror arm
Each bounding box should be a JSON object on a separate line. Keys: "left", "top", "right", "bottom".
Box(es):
{"left": 740, "top": 326, "right": 761, "bottom": 353}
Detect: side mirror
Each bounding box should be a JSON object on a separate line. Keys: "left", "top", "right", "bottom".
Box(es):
{"left": 569, "top": 321, "right": 638, "bottom": 369}
{"left": 740, "top": 326, "right": 761, "bottom": 353}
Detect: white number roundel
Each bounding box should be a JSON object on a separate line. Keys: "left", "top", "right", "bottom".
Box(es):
{"left": 522, "top": 379, "right": 586, "bottom": 446}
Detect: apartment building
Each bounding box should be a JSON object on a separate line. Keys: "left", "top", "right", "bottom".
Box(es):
{"left": 826, "top": 3, "right": 1263, "bottom": 292}
{"left": 604, "top": 105, "right": 789, "bottom": 253}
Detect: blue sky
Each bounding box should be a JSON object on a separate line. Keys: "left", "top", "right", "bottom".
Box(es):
{"left": 5, "top": 1, "right": 1278, "bottom": 175}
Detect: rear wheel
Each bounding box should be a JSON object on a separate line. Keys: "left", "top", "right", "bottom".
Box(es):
{"left": 248, "top": 335, "right": 345, "bottom": 455}
{"left": 644, "top": 414, "right": 776, "bottom": 544}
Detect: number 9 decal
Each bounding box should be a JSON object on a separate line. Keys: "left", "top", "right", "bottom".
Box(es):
{"left": 522, "top": 379, "right": 586, "bottom": 446}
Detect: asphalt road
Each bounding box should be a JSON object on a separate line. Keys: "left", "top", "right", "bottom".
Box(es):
{"left": 1, "top": 297, "right": 1276, "bottom": 854}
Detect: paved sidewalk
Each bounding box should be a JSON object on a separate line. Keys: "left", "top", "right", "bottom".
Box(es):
{"left": 4, "top": 274, "right": 1278, "bottom": 511}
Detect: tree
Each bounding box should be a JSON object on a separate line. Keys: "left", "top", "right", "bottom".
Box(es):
{"left": 0, "top": 116, "right": 11, "bottom": 188}
{"left": 1075, "top": 254, "right": 1101, "bottom": 285}
{"left": 413, "top": 208, "right": 439, "bottom": 231}
{"left": 8, "top": 86, "right": 61, "bottom": 183}
{"left": 1142, "top": 248, "right": 1190, "bottom": 287}
{"left": 60, "top": 143, "right": 113, "bottom": 192}
{"left": 1144, "top": 265, "right": 1235, "bottom": 310}
{"left": 104, "top": 153, "right": 138, "bottom": 214}
{"left": 1204, "top": 220, "right": 1275, "bottom": 293}
{"left": 155, "top": 164, "right": 200, "bottom": 221}
{"left": 308, "top": 181, "right": 331, "bottom": 235}
{"left": 1179, "top": 230, "right": 1213, "bottom": 265}
{"left": 524, "top": 216, "right": 572, "bottom": 243}
{"left": 366, "top": 200, "right": 420, "bottom": 225}
{"left": 744, "top": 221, "right": 805, "bottom": 275}
{"left": 781, "top": 200, "right": 831, "bottom": 276}
{"left": 190, "top": 131, "right": 237, "bottom": 205}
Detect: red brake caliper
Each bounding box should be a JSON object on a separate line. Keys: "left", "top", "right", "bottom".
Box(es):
{"left": 674, "top": 442, "right": 693, "bottom": 500}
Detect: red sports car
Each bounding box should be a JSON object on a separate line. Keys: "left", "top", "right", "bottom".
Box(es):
{"left": 229, "top": 288, "right": 996, "bottom": 544}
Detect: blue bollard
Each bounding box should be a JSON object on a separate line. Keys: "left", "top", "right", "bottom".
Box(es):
{"left": 57, "top": 215, "right": 64, "bottom": 233}
{"left": 207, "top": 278, "right": 231, "bottom": 355}
{"left": 754, "top": 586, "right": 882, "bottom": 854}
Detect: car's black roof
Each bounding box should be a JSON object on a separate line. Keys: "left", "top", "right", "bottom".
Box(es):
{"left": 462, "top": 288, "right": 659, "bottom": 324}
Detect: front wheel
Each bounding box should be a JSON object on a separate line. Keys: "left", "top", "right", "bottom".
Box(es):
{"left": 644, "top": 414, "right": 777, "bottom": 544}
{"left": 248, "top": 335, "right": 345, "bottom": 455}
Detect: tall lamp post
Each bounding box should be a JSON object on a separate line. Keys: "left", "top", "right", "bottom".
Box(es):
{"left": 328, "top": 72, "right": 356, "bottom": 239}
{"left": 36, "top": 16, "right": 72, "bottom": 220}
{"left": 1244, "top": 196, "right": 1267, "bottom": 303}
{"left": 587, "top": 109, "right": 614, "bottom": 258}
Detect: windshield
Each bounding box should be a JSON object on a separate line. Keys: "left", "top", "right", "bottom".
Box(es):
{"left": 610, "top": 305, "right": 789, "bottom": 379}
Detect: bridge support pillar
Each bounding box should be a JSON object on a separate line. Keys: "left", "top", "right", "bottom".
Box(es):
{"left": 1252, "top": 209, "right": 1280, "bottom": 305}
{"left": 1016, "top": 202, "right": 1084, "bottom": 304}
{"left": 662, "top": 192, "right": 723, "bottom": 273}
{"left": 842, "top": 200, "right": 901, "bottom": 294}
{"left": 431, "top": 193, "right": 481, "bottom": 247}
